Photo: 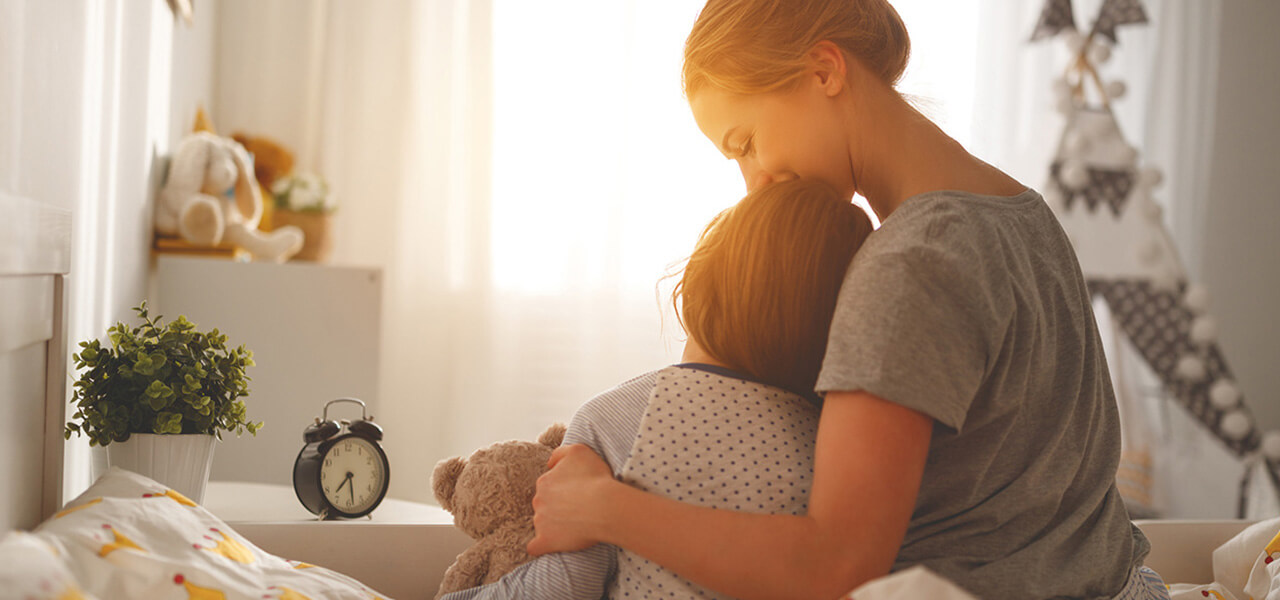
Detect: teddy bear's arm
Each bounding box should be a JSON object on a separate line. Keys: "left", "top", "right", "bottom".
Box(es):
{"left": 436, "top": 545, "right": 491, "bottom": 600}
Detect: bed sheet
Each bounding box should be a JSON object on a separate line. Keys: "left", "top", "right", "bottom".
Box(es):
{"left": 0, "top": 467, "right": 391, "bottom": 600}
{"left": 1167, "top": 516, "right": 1280, "bottom": 600}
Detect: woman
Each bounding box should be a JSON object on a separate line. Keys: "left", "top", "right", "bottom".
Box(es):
{"left": 528, "top": 1, "right": 1167, "bottom": 598}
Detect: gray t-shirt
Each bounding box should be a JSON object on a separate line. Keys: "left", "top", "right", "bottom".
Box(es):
{"left": 815, "top": 188, "right": 1149, "bottom": 599}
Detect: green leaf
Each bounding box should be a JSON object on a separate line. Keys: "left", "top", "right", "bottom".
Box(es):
{"left": 144, "top": 380, "right": 173, "bottom": 399}
{"left": 155, "top": 412, "right": 183, "bottom": 434}
{"left": 133, "top": 354, "right": 154, "bottom": 376}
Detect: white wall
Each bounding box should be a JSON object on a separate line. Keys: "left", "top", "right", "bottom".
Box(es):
{"left": 0, "top": 0, "right": 218, "bottom": 501}
{"left": 1201, "top": 1, "right": 1280, "bottom": 434}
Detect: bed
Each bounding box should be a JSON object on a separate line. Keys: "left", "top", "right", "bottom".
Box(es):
{"left": 0, "top": 191, "right": 470, "bottom": 599}
{"left": 1, "top": 191, "right": 1276, "bottom": 599}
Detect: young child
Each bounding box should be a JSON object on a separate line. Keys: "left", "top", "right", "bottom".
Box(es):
{"left": 528, "top": 1, "right": 1171, "bottom": 599}
{"left": 441, "top": 178, "right": 872, "bottom": 599}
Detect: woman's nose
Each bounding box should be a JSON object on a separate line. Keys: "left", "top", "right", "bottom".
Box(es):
{"left": 738, "top": 161, "right": 775, "bottom": 192}
{"left": 739, "top": 162, "right": 796, "bottom": 192}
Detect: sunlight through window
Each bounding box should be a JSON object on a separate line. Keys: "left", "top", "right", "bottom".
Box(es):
{"left": 490, "top": 0, "right": 982, "bottom": 295}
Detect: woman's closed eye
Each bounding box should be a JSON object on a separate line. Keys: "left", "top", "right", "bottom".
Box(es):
{"left": 736, "top": 137, "right": 754, "bottom": 158}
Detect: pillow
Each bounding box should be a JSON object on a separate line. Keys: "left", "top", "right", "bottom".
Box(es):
{"left": 0, "top": 531, "right": 97, "bottom": 600}
{"left": 18, "top": 466, "right": 389, "bottom": 600}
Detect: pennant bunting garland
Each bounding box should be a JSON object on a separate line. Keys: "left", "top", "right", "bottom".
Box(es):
{"left": 1092, "top": 0, "right": 1149, "bottom": 44}
{"left": 1030, "top": 0, "right": 1077, "bottom": 41}
{"left": 1049, "top": 161, "right": 1135, "bottom": 217}
{"left": 1087, "top": 279, "right": 1258, "bottom": 457}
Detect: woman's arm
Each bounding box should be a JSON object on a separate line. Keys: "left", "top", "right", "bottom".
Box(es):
{"left": 529, "top": 390, "right": 932, "bottom": 600}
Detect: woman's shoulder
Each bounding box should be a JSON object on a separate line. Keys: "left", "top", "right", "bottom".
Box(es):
{"left": 857, "top": 187, "right": 1053, "bottom": 268}
{"left": 878, "top": 187, "right": 1041, "bottom": 236}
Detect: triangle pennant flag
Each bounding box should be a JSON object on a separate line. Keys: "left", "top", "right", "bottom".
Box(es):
{"left": 1092, "top": 0, "right": 1149, "bottom": 44}
{"left": 1031, "top": 0, "right": 1077, "bottom": 41}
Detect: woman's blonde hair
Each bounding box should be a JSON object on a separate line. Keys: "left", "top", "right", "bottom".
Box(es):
{"left": 672, "top": 179, "right": 873, "bottom": 395}
{"left": 682, "top": 0, "right": 910, "bottom": 97}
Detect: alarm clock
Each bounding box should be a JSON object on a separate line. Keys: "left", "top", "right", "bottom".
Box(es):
{"left": 292, "top": 398, "right": 390, "bottom": 519}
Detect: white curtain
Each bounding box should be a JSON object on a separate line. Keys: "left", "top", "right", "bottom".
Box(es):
{"left": 216, "top": 0, "right": 741, "bottom": 502}
{"left": 214, "top": 0, "right": 1231, "bottom": 509}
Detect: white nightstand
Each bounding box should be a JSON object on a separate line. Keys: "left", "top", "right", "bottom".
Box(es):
{"left": 204, "top": 481, "right": 470, "bottom": 600}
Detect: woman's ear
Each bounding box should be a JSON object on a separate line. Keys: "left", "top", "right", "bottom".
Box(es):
{"left": 807, "top": 41, "right": 848, "bottom": 97}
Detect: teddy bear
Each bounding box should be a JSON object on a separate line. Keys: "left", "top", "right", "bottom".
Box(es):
{"left": 155, "top": 131, "right": 304, "bottom": 263}
{"left": 431, "top": 423, "right": 566, "bottom": 599}
{"left": 230, "top": 132, "right": 295, "bottom": 191}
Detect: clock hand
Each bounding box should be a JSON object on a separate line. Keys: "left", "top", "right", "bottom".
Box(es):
{"left": 335, "top": 472, "right": 352, "bottom": 495}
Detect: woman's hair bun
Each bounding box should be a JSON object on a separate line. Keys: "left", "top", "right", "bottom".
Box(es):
{"left": 683, "top": 0, "right": 911, "bottom": 96}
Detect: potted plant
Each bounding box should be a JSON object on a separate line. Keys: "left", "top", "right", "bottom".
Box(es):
{"left": 270, "top": 172, "right": 336, "bottom": 262}
{"left": 64, "top": 302, "right": 261, "bottom": 502}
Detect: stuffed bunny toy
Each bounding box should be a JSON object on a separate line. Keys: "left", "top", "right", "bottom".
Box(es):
{"left": 156, "top": 132, "right": 304, "bottom": 262}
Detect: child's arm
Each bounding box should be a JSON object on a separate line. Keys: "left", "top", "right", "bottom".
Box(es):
{"left": 442, "top": 373, "right": 656, "bottom": 600}
{"left": 438, "top": 545, "right": 614, "bottom": 600}
{"left": 529, "top": 389, "right": 932, "bottom": 600}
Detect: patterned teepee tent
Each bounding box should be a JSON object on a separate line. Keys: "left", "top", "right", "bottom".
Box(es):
{"left": 1032, "top": 0, "right": 1280, "bottom": 517}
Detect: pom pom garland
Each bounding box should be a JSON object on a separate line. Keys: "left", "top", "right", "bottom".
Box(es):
{"left": 1088, "top": 43, "right": 1113, "bottom": 65}
{"left": 1036, "top": 0, "right": 1278, "bottom": 516}
{"left": 1184, "top": 285, "right": 1211, "bottom": 314}
{"left": 1210, "top": 380, "right": 1241, "bottom": 410}
{"left": 1190, "top": 316, "right": 1218, "bottom": 345}
{"left": 1263, "top": 431, "right": 1280, "bottom": 462}
{"left": 1105, "top": 80, "right": 1127, "bottom": 100}
{"left": 1175, "top": 355, "right": 1207, "bottom": 382}
{"left": 1061, "top": 161, "right": 1090, "bottom": 188}
{"left": 1221, "top": 411, "right": 1253, "bottom": 441}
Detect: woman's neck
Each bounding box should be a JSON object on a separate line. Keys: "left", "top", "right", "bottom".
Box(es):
{"left": 846, "top": 68, "right": 1025, "bottom": 221}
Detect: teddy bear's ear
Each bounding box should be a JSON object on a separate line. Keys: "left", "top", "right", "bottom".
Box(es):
{"left": 432, "top": 456, "right": 467, "bottom": 512}
{"left": 538, "top": 423, "right": 567, "bottom": 449}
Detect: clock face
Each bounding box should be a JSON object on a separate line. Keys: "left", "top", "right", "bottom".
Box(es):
{"left": 319, "top": 435, "right": 388, "bottom": 516}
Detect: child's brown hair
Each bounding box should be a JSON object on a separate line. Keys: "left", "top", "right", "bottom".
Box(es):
{"left": 673, "top": 179, "right": 873, "bottom": 395}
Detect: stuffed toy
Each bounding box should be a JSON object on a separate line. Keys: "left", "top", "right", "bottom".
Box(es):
{"left": 155, "top": 132, "right": 304, "bottom": 262}
{"left": 230, "top": 132, "right": 295, "bottom": 191}
{"left": 431, "top": 424, "right": 566, "bottom": 599}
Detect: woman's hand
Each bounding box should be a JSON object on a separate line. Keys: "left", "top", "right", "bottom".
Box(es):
{"left": 527, "top": 443, "right": 616, "bottom": 556}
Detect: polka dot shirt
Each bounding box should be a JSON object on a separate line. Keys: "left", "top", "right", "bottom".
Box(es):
{"left": 610, "top": 366, "right": 820, "bottom": 599}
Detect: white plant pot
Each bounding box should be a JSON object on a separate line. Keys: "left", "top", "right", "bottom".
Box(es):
{"left": 106, "top": 433, "right": 217, "bottom": 504}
